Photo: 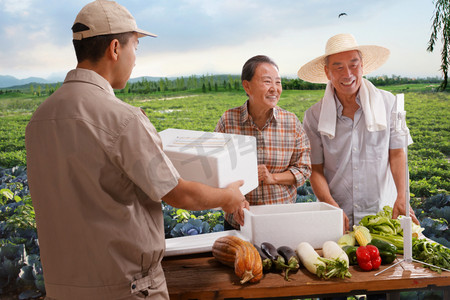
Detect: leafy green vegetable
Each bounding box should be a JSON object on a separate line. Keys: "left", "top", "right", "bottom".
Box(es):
{"left": 162, "top": 203, "right": 225, "bottom": 238}
{"left": 170, "top": 218, "right": 210, "bottom": 237}
{"left": 412, "top": 238, "right": 450, "bottom": 273}
{"left": 0, "top": 169, "right": 42, "bottom": 296}
{"left": 358, "top": 207, "right": 405, "bottom": 253}
{"left": 359, "top": 206, "right": 403, "bottom": 236}
{"left": 316, "top": 257, "right": 352, "bottom": 279}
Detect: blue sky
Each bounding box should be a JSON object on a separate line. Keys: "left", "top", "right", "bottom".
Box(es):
{"left": 0, "top": 0, "right": 444, "bottom": 80}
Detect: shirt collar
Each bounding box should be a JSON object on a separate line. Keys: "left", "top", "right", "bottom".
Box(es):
{"left": 333, "top": 90, "right": 361, "bottom": 117}
{"left": 64, "top": 68, "right": 115, "bottom": 96}
{"left": 240, "top": 100, "right": 279, "bottom": 127}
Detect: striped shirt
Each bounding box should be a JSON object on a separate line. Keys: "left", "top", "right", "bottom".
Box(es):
{"left": 215, "top": 100, "right": 311, "bottom": 228}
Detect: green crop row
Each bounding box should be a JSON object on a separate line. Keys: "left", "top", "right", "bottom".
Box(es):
{"left": 0, "top": 87, "right": 448, "bottom": 198}
{"left": 0, "top": 85, "right": 448, "bottom": 298}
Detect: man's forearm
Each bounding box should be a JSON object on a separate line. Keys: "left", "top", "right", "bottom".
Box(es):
{"left": 310, "top": 164, "right": 349, "bottom": 232}
{"left": 162, "top": 178, "right": 243, "bottom": 213}
{"left": 389, "top": 148, "right": 406, "bottom": 200}
{"left": 310, "top": 164, "right": 339, "bottom": 207}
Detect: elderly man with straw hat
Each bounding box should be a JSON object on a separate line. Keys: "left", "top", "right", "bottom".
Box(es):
{"left": 298, "top": 33, "right": 419, "bottom": 233}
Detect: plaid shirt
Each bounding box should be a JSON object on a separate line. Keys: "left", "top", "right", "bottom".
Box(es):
{"left": 215, "top": 100, "right": 311, "bottom": 228}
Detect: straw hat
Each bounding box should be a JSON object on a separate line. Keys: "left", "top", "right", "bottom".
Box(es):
{"left": 297, "top": 33, "right": 390, "bottom": 84}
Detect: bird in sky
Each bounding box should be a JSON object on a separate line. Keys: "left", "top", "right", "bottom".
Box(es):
{"left": 338, "top": 12, "right": 347, "bottom": 18}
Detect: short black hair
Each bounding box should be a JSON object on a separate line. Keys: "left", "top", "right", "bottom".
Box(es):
{"left": 241, "top": 55, "right": 279, "bottom": 82}
{"left": 72, "top": 22, "right": 134, "bottom": 63}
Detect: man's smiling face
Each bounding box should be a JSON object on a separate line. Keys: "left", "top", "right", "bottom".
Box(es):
{"left": 325, "top": 50, "right": 363, "bottom": 99}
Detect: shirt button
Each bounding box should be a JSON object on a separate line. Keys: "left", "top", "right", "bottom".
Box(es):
{"left": 354, "top": 185, "right": 358, "bottom": 190}
{"left": 352, "top": 147, "right": 357, "bottom": 152}
{"left": 354, "top": 166, "right": 358, "bottom": 170}
{"left": 354, "top": 204, "right": 359, "bottom": 208}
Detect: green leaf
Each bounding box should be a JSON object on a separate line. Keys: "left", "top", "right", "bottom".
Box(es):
{"left": 1, "top": 188, "right": 14, "bottom": 202}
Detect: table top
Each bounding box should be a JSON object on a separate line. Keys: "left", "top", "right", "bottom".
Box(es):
{"left": 162, "top": 252, "right": 450, "bottom": 300}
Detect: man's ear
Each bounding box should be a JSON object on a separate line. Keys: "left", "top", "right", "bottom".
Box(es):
{"left": 108, "top": 39, "right": 120, "bottom": 61}
{"left": 324, "top": 65, "right": 331, "bottom": 81}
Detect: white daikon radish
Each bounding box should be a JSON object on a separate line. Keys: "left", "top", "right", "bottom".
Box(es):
{"left": 295, "top": 242, "right": 325, "bottom": 275}
{"left": 322, "top": 241, "right": 349, "bottom": 267}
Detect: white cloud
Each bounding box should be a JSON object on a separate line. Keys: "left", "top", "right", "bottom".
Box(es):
{"left": 0, "top": 42, "right": 75, "bottom": 79}
{"left": 0, "top": 0, "right": 32, "bottom": 15}
{"left": 0, "top": 0, "right": 444, "bottom": 80}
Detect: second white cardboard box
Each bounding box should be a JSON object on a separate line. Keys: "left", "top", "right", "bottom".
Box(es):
{"left": 241, "top": 202, "right": 343, "bottom": 249}
{"left": 159, "top": 128, "right": 258, "bottom": 195}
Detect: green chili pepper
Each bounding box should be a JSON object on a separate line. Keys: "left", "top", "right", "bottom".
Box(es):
{"left": 342, "top": 245, "right": 358, "bottom": 265}
{"left": 368, "top": 238, "right": 397, "bottom": 264}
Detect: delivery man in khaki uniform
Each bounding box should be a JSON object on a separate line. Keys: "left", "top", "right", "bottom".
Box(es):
{"left": 25, "top": 1, "right": 248, "bottom": 299}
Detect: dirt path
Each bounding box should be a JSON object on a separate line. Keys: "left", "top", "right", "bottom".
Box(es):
{"left": 139, "top": 95, "right": 197, "bottom": 102}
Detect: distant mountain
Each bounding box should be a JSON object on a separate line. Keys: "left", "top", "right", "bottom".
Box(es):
{"left": 0, "top": 74, "right": 241, "bottom": 89}
{"left": 0, "top": 75, "right": 59, "bottom": 88}
{"left": 0, "top": 75, "right": 174, "bottom": 88}
{"left": 128, "top": 74, "right": 240, "bottom": 83}
{"left": 128, "top": 76, "right": 174, "bottom": 83}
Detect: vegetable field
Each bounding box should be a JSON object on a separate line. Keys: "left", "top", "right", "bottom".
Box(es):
{"left": 0, "top": 84, "right": 449, "bottom": 298}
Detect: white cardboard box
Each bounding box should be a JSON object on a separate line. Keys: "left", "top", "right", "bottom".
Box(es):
{"left": 159, "top": 128, "right": 258, "bottom": 195}
{"left": 241, "top": 202, "right": 343, "bottom": 249}
{"left": 164, "top": 230, "right": 248, "bottom": 256}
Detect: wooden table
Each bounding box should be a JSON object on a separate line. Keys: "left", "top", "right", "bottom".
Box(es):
{"left": 162, "top": 252, "right": 450, "bottom": 300}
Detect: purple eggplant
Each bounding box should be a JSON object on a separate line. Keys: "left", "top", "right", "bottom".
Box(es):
{"left": 261, "top": 242, "right": 288, "bottom": 271}
{"left": 254, "top": 244, "right": 272, "bottom": 272}
{"left": 277, "top": 245, "right": 300, "bottom": 281}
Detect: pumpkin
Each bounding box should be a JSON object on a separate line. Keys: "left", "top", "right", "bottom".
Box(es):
{"left": 212, "top": 235, "right": 263, "bottom": 284}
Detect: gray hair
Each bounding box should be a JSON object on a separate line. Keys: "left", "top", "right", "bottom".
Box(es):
{"left": 241, "top": 55, "right": 279, "bottom": 82}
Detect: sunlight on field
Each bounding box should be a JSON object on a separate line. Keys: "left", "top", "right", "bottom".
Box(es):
{"left": 138, "top": 95, "right": 198, "bottom": 102}
{"left": 0, "top": 88, "right": 449, "bottom": 198}
{"left": 0, "top": 86, "right": 449, "bottom": 298}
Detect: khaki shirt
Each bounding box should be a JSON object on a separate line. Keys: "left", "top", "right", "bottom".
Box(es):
{"left": 25, "top": 69, "right": 180, "bottom": 299}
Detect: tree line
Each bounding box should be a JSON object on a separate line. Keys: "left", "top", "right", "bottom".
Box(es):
{"left": 0, "top": 75, "right": 444, "bottom": 97}
{"left": 121, "top": 74, "right": 442, "bottom": 94}
{"left": 123, "top": 74, "right": 242, "bottom": 94}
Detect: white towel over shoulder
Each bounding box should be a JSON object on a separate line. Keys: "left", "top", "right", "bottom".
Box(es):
{"left": 318, "top": 78, "right": 386, "bottom": 139}
{"left": 359, "top": 78, "right": 387, "bottom": 132}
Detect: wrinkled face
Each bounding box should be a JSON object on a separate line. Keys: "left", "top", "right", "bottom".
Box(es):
{"left": 243, "top": 62, "right": 282, "bottom": 111}
{"left": 113, "top": 33, "right": 139, "bottom": 89}
{"left": 325, "top": 50, "right": 363, "bottom": 99}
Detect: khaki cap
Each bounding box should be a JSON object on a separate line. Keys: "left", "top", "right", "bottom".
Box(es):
{"left": 73, "top": 0, "right": 156, "bottom": 40}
